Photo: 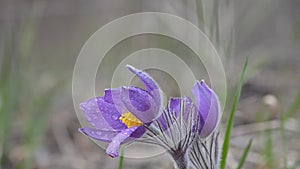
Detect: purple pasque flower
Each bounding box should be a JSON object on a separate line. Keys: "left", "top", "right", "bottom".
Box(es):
{"left": 79, "top": 65, "right": 162, "bottom": 158}
{"left": 146, "top": 80, "right": 220, "bottom": 169}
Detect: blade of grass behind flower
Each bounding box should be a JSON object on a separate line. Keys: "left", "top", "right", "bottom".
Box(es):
{"left": 118, "top": 147, "right": 124, "bottom": 169}
{"left": 220, "top": 58, "right": 248, "bottom": 169}
{"left": 18, "top": 1, "right": 45, "bottom": 61}
{"left": 236, "top": 139, "right": 252, "bottom": 169}
{"left": 279, "top": 117, "right": 287, "bottom": 169}
{"left": 286, "top": 87, "right": 300, "bottom": 118}
{"left": 0, "top": 31, "right": 21, "bottom": 168}
{"left": 279, "top": 86, "right": 300, "bottom": 169}
{"left": 0, "top": 2, "right": 46, "bottom": 168}
{"left": 264, "top": 132, "right": 274, "bottom": 169}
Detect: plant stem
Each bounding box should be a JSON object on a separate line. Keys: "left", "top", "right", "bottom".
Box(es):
{"left": 172, "top": 149, "right": 188, "bottom": 169}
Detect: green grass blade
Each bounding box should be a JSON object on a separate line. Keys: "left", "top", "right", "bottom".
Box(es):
{"left": 118, "top": 147, "right": 124, "bottom": 169}
{"left": 0, "top": 32, "right": 21, "bottom": 167}
{"left": 220, "top": 58, "right": 248, "bottom": 169}
{"left": 236, "top": 139, "right": 252, "bottom": 169}
{"left": 286, "top": 87, "right": 300, "bottom": 117}
{"left": 279, "top": 86, "right": 300, "bottom": 169}
{"left": 280, "top": 118, "right": 288, "bottom": 169}
{"left": 264, "top": 132, "right": 274, "bottom": 169}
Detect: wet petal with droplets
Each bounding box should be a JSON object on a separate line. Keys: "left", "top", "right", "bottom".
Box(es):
{"left": 96, "top": 97, "right": 127, "bottom": 130}
{"left": 126, "top": 65, "right": 159, "bottom": 92}
{"left": 79, "top": 127, "right": 119, "bottom": 142}
{"left": 126, "top": 65, "right": 163, "bottom": 107}
{"left": 80, "top": 97, "right": 114, "bottom": 129}
{"left": 106, "top": 126, "right": 139, "bottom": 158}
{"left": 121, "top": 86, "right": 158, "bottom": 123}
{"left": 103, "top": 87, "right": 128, "bottom": 113}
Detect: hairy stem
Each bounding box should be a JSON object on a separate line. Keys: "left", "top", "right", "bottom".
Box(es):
{"left": 172, "top": 148, "right": 188, "bottom": 169}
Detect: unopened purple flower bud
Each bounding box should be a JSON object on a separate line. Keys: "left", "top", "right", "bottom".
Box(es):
{"left": 192, "top": 80, "right": 220, "bottom": 138}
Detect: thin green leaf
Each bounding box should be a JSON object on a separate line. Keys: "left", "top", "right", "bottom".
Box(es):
{"left": 236, "top": 139, "right": 252, "bottom": 169}
{"left": 279, "top": 86, "right": 300, "bottom": 169}
{"left": 286, "top": 88, "right": 300, "bottom": 117}
{"left": 220, "top": 58, "right": 248, "bottom": 169}
{"left": 280, "top": 117, "right": 288, "bottom": 169}
{"left": 118, "top": 147, "right": 124, "bottom": 169}
{"left": 0, "top": 32, "right": 21, "bottom": 167}
{"left": 264, "top": 132, "right": 274, "bottom": 169}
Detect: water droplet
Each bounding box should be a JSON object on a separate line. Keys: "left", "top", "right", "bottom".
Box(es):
{"left": 96, "top": 131, "right": 102, "bottom": 136}
{"left": 102, "top": 134, "right": 108, "bottom": 140}
{"left": 112, "top": 114, "right": 119, "bottom": 120}
{"left": 92, "top": 114, "right": 97, "bottom": 120}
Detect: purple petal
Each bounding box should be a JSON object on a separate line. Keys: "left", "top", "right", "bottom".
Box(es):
{"left": 126, "top": 65, "right": 159, "bottom": 92}
{"left": 121, "top": 86, "right": 158, "bottom": 123}
{"left": 96, "top": 97, "right": 127, "bottom": 130}
{"left": 103, "top": 88, "right": 128, "bottom": 113}
{"left": 106, "top": 126, "right": 139, "bottom": 158}
{"left": 156, "top": 109, "right": 171, "bottom": 131}
{"left": 103, "top": 88, "right": 115, "bottom": 104}
{"left": 126, "top": 65, "right": 162, "bottom": 106}
{"left": 169, "top": 96, "right": 194, "bottom": 120}
{"left": 157, "top": 97, "right": 194, "bottom": 130}
{"left": 80, "top": 98, "right": 114, "bottom": 130}
{"left": 130, "top": 126, "right": 146, "bottom": 138}
{"left": 182, "top": 96, "right": 196, "bottom": 122}
{"left": 169, "top": 97, "right": 181, "bottom": 117}
{"left": 79, "top": 127, "right": 119, "bottom": 142}
{"left": 192, "top": 80, "right": 220, "bottom": 138}
{"left": 156, "top": 97, "right": 180, "bottom": 130}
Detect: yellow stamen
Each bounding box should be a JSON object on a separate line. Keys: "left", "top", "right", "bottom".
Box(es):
{"left": 119, "top": 112, "right": 142, "bottom": 128}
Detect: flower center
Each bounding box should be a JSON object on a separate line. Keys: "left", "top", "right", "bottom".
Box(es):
{"left": 119, "top": 112, "right": 142, "bottom": 128}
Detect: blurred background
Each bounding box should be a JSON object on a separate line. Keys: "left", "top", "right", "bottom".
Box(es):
{"left": 0, "top": 0, "right": 300, "bottom": 169}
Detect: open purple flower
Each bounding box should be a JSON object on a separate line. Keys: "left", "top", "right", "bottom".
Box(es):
{"left": 79, "top": 65, "right": 162, "bottom": 158}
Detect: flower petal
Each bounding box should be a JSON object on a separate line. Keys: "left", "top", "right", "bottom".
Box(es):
{"left": 96, "top": 97, "right": 127, "bottom": 130}
{"left": 126, "top": 65, "right": 163, "bottom": 106}
{"left": 79, "top": 127, "right": 119, "bottom": 142}
{"left": 169, "top": 96, "right": 194, "bottom": 120}
{"left": 103, "top": 88, "right": 115, "bottom": 104}
{"left": 126, "top": 65, "right": 159, "bottom": 92}
{"left": 169, "top": 97, "right": 181, "bottom": 116}
{"left": 80, "top": 97, "right": 114, "bottom": 130}
{"left": 192, "top": 80, "right": 220, "bottom": 138}
{"left": 103, "top": 87, "right": 128, "bottom": 113}
{"left": 156, "top": 97, "right": 180, "bottom": 130}
{"left": 121, "top": 86, "right": 158, "bottom": 123}
{"left": 157, "top": 97, "right": 194, "bottom": 130}
{"left": 130, "top": 126, "right": 146, "bottom": 138}
{"left": 106, "top": 126, "right": 139, "bottom": 158}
